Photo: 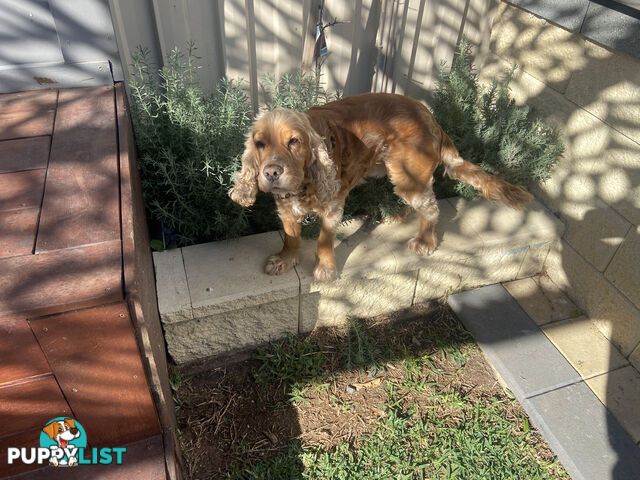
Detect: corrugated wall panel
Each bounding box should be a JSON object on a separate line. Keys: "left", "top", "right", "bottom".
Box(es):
{"left": 108, "top": 0, "right": 495, "bottom": 104}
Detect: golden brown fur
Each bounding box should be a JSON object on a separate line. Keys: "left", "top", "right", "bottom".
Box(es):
{"left": 229, "top": 93, "right": 533, "bottom": 282}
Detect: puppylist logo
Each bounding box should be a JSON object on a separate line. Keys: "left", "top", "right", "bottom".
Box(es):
{"left": 7, "top": 417, "right": 126, "bottom": 468}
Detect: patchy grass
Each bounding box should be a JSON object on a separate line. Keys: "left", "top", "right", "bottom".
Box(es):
{"left": 175, "top": 302, "right": 568, "bottom": 479}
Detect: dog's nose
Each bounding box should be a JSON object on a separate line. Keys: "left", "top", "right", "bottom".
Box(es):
{"left": 263, "top": 164, "right": 284, "bottom": 183}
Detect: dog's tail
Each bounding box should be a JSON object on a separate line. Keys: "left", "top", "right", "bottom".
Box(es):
{"left": 440, "top": 134, "right": 533, "bottom": 210}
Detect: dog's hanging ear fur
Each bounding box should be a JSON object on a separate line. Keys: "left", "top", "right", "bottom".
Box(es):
{"left": 229, "top": 135, "right": 259, "bottom": 207}
{"left": 305, "top": 127, "right": 340, "bottom": 203}
{"left": 42, "top": 421, "right": 58, "bottom": 439}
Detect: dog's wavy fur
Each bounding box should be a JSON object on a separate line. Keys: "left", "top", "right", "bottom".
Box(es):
{"left": 230, "top": 93, "right": 533, "bottom": 282}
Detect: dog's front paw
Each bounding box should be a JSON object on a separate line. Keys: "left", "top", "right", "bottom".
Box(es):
{"left": 265, "top": 254, "right": 297, "bottom": 275}
{"left": 407, "top": 237, "right": 438, "bottom": 256}
{"left": 68, "top": 457, "right": 78, "bottom": 467}
{"left": 229, "top": 185, "right": 256, "bottom": 207}
{"left": 313, "top": 262, "right": 337, "bottom": 282}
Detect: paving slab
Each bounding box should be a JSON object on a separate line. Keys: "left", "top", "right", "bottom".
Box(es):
{"left": 523, "top": 382, "right": 640, "bottom": 480}
{"left": 157, "top": 195, "right": 565, "bottom": 364}
{"left": 300, "top": 270, "right": 418, "bottom": 330}
{"left": 374, "top": 200, "right": 476, "bottom": 272}
{"left": 516, "top": 241, "right": 552, "bottom": 279}
{"left": 542, "top": 316, "right": 629, "bottom": 379}
{"left": 562, "top": 198, "right": 631, "bottom": 272}
{"left": 631, "top": 344, "right": 640, "bottom": 372}
{"left": 447, "top": 197, "right": 564, "bottom": 248}
{"left": 605, "top": 225, "right": 640, "bottom": 308}
{"left": 450, "top": 283, "right": 640, "bottom": 479}
{"left": 448, "top": 284, "right": 582, "bottom": 399}
{"left": 503, "top": 275, "right": 579, "bottom": 326}
{"left": 181, "top": 231, "right": 300, "bottom": 317}
{"left": 586, "top": 366, "right": 640, "bottom": 444}
{"left": 153, "top": 249, "right": 192, "bottom": 324}
{"left": 294, "top": 216, "right": 400, "bottom": 287}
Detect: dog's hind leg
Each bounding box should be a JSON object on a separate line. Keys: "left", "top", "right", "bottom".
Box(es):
{"left": 385, "top": 144, "right": 440, "bottom": 256}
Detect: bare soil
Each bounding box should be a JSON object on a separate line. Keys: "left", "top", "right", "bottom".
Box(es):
{"left": 174, "top": 301, "right": 561, "bottom": 479}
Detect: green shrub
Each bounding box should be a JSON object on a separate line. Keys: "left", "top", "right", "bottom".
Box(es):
{"left": 262, "top": 69, "right": 339, "bottom": 111}
{"left": 129, "top": 43, "right": 254, "bottom": 244}
{"left": 432, "top": 39, "right": 564, "bottom": 199}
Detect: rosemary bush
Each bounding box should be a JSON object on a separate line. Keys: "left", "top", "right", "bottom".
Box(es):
{"left": 431, "top": 39, "right": 564, "bottom": 199}
{"left": 130, "top": 44, "right": 254, "bottom": 244}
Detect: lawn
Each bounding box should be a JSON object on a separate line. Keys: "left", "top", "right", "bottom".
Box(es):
{"left": 173, "top": 301, "right": 569, "bottom": 479}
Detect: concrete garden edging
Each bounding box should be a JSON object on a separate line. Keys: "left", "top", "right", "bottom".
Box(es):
{"left": 153, "top": 197, "right": 564, "bottom": 366}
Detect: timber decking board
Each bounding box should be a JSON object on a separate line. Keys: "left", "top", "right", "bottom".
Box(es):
{"left": 30, "top": 303, "right": 161, "bottom": 447}
{"left": 0, "top": 137, "right": 50, "bottom": 174}
{"left": 0, "top": 90, "right": 57, "bottom": 141}
{"left": 0, "top": 427, "right": 44, "bottom": 477}
{"left": 0, "top": 376, "right": 71, "bottom": 435}
{"left": 35, "top": 87, "right": 120, "bottom": 253}
{"left": 0, "top": 319, "right": 51, "bottom": 385}
{"left": 0, "top": 241, "right": 122, "bottom": 319}
{"left": 0, "top": 169, "right": 46, "bottom": 212}
{"left": 0, "top": 208, "right": 39, "bottom": 258}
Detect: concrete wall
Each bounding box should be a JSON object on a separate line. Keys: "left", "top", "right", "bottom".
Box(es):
{"left": 481, "top": 1, "right": 640, "bottom": 369}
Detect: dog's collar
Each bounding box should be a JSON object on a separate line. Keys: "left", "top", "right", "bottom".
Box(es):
{"left": 275, "top": 192, "right": 296, "bottom": 199}
{"left": 275, "top": 186, "right": 309, "bottom": 200}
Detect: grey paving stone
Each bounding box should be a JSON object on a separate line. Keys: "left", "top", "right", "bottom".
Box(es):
{"left": 153, "top": 249, "right": 193, "bottom": 324}
{"left": 448, "top": 284, "right": 582, "bottom": 399}
{"left": 510, "top": 0, "right": 590, "bottom": 32}
{"left": 582, "top": 3, "right": 640, "bottom": 61}
{"left": 523, "top": 382, "right": 640, "bottom": 480}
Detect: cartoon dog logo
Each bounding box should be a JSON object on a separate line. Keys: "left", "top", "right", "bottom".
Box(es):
{"left": 41, "top": 418, "right": 83, "bottom": 467}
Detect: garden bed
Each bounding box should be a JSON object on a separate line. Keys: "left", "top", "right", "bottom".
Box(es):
{"left": 173, "top": 301, "right": 568, "bottom": 479}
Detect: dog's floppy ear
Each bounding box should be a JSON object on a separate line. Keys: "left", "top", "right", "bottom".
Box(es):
{"left": 305, "top": 127, "right": 340, "bottom": 202}
{"left": 42, "top": 421, "right": 58, "bottom": 439}
{"left": 229, "top": 135, "right": 259, "bottom": 207}
{"left": 65, "top": 418, "right": 76, "bottom": 429}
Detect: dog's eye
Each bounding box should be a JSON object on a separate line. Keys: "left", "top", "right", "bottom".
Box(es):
{"left": 255, "top": 140, "right": 265, "bottom": 149}
{"left": 58, "top": 427, "right": 63, "bottom": 432}
{"left": 288, "top": 137, "right": 299, "bottom": 148}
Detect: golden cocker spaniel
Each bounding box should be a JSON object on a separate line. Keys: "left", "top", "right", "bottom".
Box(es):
{"left": 229, "top": 93, "right": 532, "bottom": 282}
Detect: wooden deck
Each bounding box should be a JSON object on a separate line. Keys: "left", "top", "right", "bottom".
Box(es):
{"left": 0, "top": 86, "right": 173, "bottom": 479}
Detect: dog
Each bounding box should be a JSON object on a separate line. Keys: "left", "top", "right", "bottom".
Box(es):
{"left": 42, "top": 418, "right": 81, "bottom": 466}
{"left": 229, "top": 93, "right": 532, "bottom": 282}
